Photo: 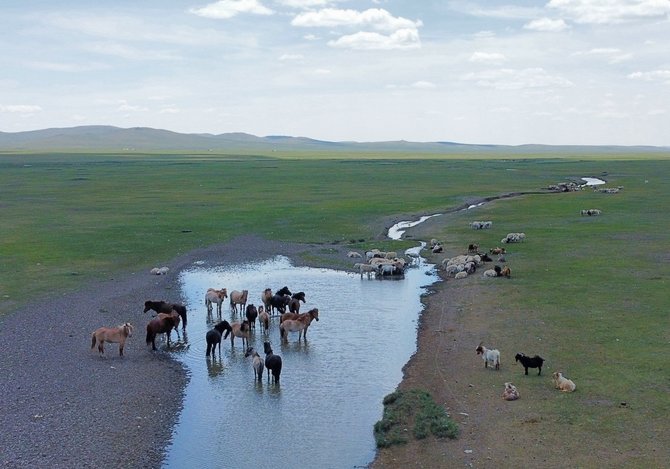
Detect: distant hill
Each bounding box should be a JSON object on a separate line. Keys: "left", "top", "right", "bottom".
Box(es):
{"left": 0, "top": 125, "right": 667, "bottom": 154}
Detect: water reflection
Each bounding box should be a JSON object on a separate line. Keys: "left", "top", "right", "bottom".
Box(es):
{"left": 164, "top": 254, "right": 437, "bottom": 469}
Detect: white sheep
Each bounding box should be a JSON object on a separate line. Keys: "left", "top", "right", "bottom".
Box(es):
{"left": 347, "top": 251, "right": 363, "bottom": 258}
{"left": 501, "top": 232, "right": 526, "bottom": 244}
{"left": 552, "top": 371, "right": 576, "bottom": 392}
{"left": 483, "top": 269, "right": 498, "bottom": 277}
{"left": 353, "top": 263, "right": 376, "bottom": 279}
{"left": 454, "top": 271, "right": 468, "bottom": 279}
{"left": 476, "top": 343, "right": 500, "bottom": 370}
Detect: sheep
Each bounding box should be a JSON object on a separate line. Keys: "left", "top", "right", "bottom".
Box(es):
{"left": 470, "top": 221, "right": 492, "bottom": 230}
{"left": 354, "top": 262, "right": 377, "bottom": 279}
{"left": 347, "top": 251, "right": 363, "bottom": 258}
{"left": 502, "top": 382, "right": 520, "bottom": 401}
{"left": 483, "top": 269, "right": 498, "bottom": 278}
{"left": 515, "top": 353, "right": 545, "bottom": 375}
{"left": 454, "top": 271, "right": 468, "bottom": 280}
{"left": 150, "top": 266, "right": 169, "bottom": 275}
{"left": 475, "top": 343, "right": 500, "bottom": 370}
{"left": 501, "top": 233, "right": 526, "bottom": 244}
{"left": 468, "top": 243, "right": 479, "bottom": 253}
{"left": 581, "top": 209, "right": 602, "bottom": 216}
{"left": 552, "top": 371, "right": 576, "bottom": 392}
{"left": 432, "top": 244, "right": 443, "bottom": 253}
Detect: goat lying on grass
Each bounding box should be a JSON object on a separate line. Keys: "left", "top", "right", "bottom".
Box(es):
{"left": 502, "top": 382, "right": 520, "bottom": 401}
{"left": 552, "top": 371, "right": 576, "bottom": 392}
{"left": 475, "top": 343, "right": 500, "bottom": 370}
{"left": 515, "top": 353, "right": 545, "bottom": 375}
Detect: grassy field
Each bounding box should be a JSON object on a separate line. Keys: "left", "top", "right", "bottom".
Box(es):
{"left": 1, "top": 151, "right": 669, "bottom": 465}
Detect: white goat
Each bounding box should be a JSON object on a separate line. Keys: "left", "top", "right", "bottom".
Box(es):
{"left": 475, "top": 343, "right": 501, "bottom": 370}
{"left": 552, "top": 371, "right": 576, "bottom": 392}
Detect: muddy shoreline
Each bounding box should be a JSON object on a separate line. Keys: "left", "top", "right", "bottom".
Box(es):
{"left": 0, "top": 235, "right": 352, "bottom": 468}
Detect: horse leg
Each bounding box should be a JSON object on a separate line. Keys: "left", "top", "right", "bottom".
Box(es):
{"left": 119, "top": 339, "right": 125, "bottom": 357}
{"left": 98, "top": 341, "right": 105, "bottom": 356}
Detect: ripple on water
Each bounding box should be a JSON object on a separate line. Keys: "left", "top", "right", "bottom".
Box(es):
{"left": 163, "top": 254, "right": 438, "bottom": 469}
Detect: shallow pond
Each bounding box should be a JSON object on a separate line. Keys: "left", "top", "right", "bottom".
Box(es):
{"left": 163, "top": 248, "right": 438, "bottom": 468}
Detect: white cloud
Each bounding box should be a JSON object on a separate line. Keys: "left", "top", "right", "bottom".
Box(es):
{"left": 190, "top": 0, "right": 273, "bottom": 19}
{"left": 628, "top": 70, "right": 670, "bottom": 83}
{"left": 411, "top": 81, "right": 436, "bottom": 89}
{"left": 462, "top": 68, "right": 574, "bottom": 90}
{"left": 548, "top": 0, "right": 670, "bottom": 24}
{"left": 448, "top": 2, "right": 540, "bottom": 19}
{"left": 292, "top": 8, "right": 422, "bottom": 32}
{"left": 118, "top": 101, "right": 148, "bottom": 112}
{"left": 572, "top": 48, "right": 633, "bottom": 64}
{"left": 469, "top": 51, "right": 507, "bottom": 65}
{"left": 524, "top": 17, "right": 569, "bottom": 31}
{"left": 327, "top": 28, "right": 420, "bottom": 50}
{"left": 277, "top": 0, "right": 343, "bottom": 7}
{"left": 0, "top": 104, "right": 43, "bottom": 113}
{"left": 279, "top": 53, "right": 304, "bottom": 60}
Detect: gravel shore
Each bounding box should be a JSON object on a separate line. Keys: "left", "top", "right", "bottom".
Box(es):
{"left": 0, "top": 235, "right": 351, "bottom": 468}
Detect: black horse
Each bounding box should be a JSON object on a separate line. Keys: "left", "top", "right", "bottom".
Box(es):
{"left": 270, "top": 294, "right": 291, "bottom": 315}
{"left": 288, "top": 291, "right": 306, "bottom": 314}
{"left": 144, "top": 300, "right": 187, "bottom": 330}
{"left": 206, "top": 321, "right": 232, "bottom": 357}
{"left": 263, "top": 341, "right": 282, "bottom": 384}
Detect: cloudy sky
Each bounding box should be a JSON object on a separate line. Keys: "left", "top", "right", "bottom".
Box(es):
{"left": 1, "top": 0, "right": 669, "bottom": 145}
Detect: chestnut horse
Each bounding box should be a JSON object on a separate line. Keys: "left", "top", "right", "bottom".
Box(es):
{"left": 146, "top": 312, "right": 180, "bottom": 351}
{"left": 91, "top": 322, "right": 134, "bottom": 357}
{"left": 279, "top": 308, "right": 319, "bottom": 342}
{"left": 144, "top": 300, "right": 187, "bottom": 330}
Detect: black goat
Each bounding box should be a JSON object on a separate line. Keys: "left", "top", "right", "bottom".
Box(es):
{"left": 515, "top": 353, "right": 545, "bottom": 375}
{"left": 264, "top": 341, "right": 282, "bottom": 384}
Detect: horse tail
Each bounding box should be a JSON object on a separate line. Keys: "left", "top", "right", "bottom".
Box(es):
{"left": 91, "top": 333, "right": 97, "bottom": 349}
{"left": 146, "top": 328, "right": 153, "bottom": 345}
{"left": 280, "top": 324, "right": 285, "bottom": 339}
{"left": 179, "top": 307, "right": 187, "bottom": 328}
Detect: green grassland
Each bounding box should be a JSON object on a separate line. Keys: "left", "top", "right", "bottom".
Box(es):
{"left": 1, "top": 150, "right": 669, "bottom": 465}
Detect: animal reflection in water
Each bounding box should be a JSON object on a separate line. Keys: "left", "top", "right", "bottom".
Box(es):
{"left": 279, "top": 308, "right": 319, "bottom": 342}
{"left": 91, "top": 322, "right": 134, "bottom": 357}
{"left": 206, "top": 355, "right": 225, "bottom": 378}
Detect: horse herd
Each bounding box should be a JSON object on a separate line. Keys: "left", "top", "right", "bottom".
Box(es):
{"left": 90, "top": 286, "right": 319, "bottom": 384}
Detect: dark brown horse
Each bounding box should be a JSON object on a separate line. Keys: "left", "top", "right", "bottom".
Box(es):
{"left": 146, "top": 312, "right": 180, "bottom": 351}
{"left": 206, "top": 320, "right": 232, "bottom": 357}
{"left": 144, "top": 300, "right": 187, "bottom": 330}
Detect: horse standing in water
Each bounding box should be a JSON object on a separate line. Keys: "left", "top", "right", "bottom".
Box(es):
{"left": 205, "top": 321, "right": 232, "bottom": 357}
{"left": 146, "top": 312, "right": 180, "bottom": 351}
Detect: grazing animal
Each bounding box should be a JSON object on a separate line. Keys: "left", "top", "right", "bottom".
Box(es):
{"left": 480, "top": 253, "right": 493, "bottom": 262}
{"left": 146, "top": 312, "right": 180, "bottom": 351}
{"left": 229, "top": 320, "right": 250, "bottom": 349}
{"left": 490, "top": 247, "right": 506, "bottom": 255}
{"left": 288, "top": 291, "right": 306, "bottom": 313}
{"left": 246, "top": 304, "right": 258, "bottom": 330}
{"left": 245, "top": 347, "right": 265, "bottom": 382}
{"left": 502, "top": 382, "right": 520, "bottom": 401}
{"left": 279, "top": 308, "right": 319, "bottom": 342}
{"left": 205, "top": 321, "right": 232, "bottom": 357}
{"left": 476, "top": 343, "right": 501, "bottom": 370}
{"left": 143, "top": 300, "right": 187, "bottom": 331}
{"left": 91, "top": 323, "right": 134, "bottom": 357}
{"left": 263, "top": 341, "right": 282, "bottom": 384}
{"left": 468, "top": 243, "right": 479, "bottom": 253}
{"left": 552, "top": 371, "right": 576, "bottom": 392}
{"left": 515, "top": 353, "right": 545, "bottom": 375}
{"left": 229, "top": 289, "right": 249, "bottom": 314}
{"left": 205, "top": 288, "right": 228, "bottom": 315}
{"left": 500, "top": 266, "right": 511, "bottom": 278}
{"left": 258, "top": 306, "right": 270, "bottom": 332}
{"left": 347, "top": 251, "right": 362, "bottom": 258}
{"left": 354, "top": 262, "right": 376, "bottom": 279}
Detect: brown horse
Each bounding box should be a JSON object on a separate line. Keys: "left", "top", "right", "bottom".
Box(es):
{"left": 229, "top": 289, "right": 249, "bottom": 314}
{"left": 229, "top": 320, "right": 250, "bottom": 349}
{"left": 279, "top": 308, "right": 319, "bottom": 342}
{"left": 144, "top": 300, "right": 187, "bottom": 330}
{"left": 91, "top": 323, "right": 134, "bottom": 357}
{"left": 146, "top": 312, "right": 180, "bottom": 351}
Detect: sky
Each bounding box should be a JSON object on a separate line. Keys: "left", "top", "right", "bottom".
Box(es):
{"left": 1, "top": 0, "right": 669, "bottom": 146}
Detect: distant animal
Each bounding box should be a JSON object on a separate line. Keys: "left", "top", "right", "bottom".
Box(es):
{"left": 502, "top": 382, "right": 520, "bottom": 401}
{"left": 155, "top": 312, "right": 181, "bottom": 339}
{"left": 229, "top": 289, "right": 249, "bottom": 314}
{"left": 146, "top": 312, "right": 180, "bottom": 351}
{"left": 261, "top": 288, "right": 273, "bottom": 313}
{"left": 476, "top": 343, "right": 501, "bottom": 370}
{"left": 552, "top": 371, "right": 576, "bottom": 392}
{"left": 354, "top": 262, "right": 376, "bottom": 279}
{"left": 258, "top": 306, "right": 270, "bottom": 332}
{"left": 288, "top": 291, "right": 306, "bottom": 313}
{"left": 229, "top": 320, "right": 250, "bottom": 349}
{"left": 483, "top": 269, "right": 498, "bottom": 278}
{"left": 494, "top": 265, "right": 502, "bottom": 275}
{"left": 205, "top": 321, "right": 232, "bottom": 357}
{"left": 246, "top": 304, "right": 258, "bottom": 330}
{"left": 515, "top": 353, "right": 545, "bottom": 375}
{"left": 480, "top": 253, "right": 493, "bottom": 262}
{"left": 245, "top": 347, "right": 265, "bottom": 382}
{"left": 205, "top": 288, "right": 228, "bottom": 315}
{"left": 263, "top": 341, "right": 282, "bottom": 384}
{"left": 280, "top": 308, "right": 319, "bottom": 342}
{"left": 468, "top": 243, "right": 479, "bottom": 253}
{"left": 500, "top": 266, "right": 511, "bottom": 278}
{"left": 91, "top": 323, "right": 134, "bottom": 357}
{"left": 490, "top": 247, "right": 506, "bottom": 255}
{"left": 347, "top": 251, "right": 362, "bottom": 258}
{"left": 143, "top": 300, "right": 187, "bottom": 331}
